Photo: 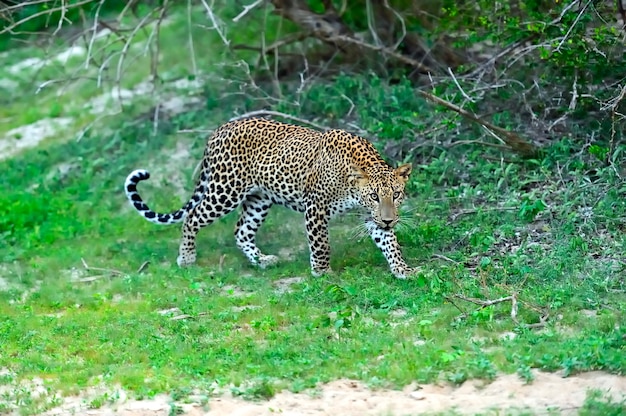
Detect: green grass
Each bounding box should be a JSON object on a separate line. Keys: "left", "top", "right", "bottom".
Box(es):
{"left": 1, "top": 4, "right": 625, "bottom": 416}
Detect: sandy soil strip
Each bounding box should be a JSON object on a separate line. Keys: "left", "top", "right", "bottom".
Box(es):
{"left": 38, "top": 371, "right": 625, "bottom": 416}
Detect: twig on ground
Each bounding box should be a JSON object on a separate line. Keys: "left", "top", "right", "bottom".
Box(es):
{"left": 449, "top": 207, "right": 517, "bottom": 222}
{"left": 77, "top": 258, "right": 148, "bottom": 282}
{"left": 76, "top": 258, "right": 126, "bottom": 283}
{"left": 449, "top": 293, "right": 549, "bottom": 329}
{"left": 81, "top": 258, "right": 124, "bottom": 276}
{"left": 446, "top": 139, "right": 509, "bottom": 150}
{"left": 432, "top": 253, "right": 459, "bottom": 264}
{"left": 169, "top": 311, "right": 209, "bottom": 321}
{"left": 229, "top": 110, "right": 329, "bottom": 131}
{"left": 137, "top": 261, "right": 150, "bottom": 274}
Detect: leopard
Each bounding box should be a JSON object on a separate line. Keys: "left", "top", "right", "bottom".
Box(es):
{"left": 124, "top": 117, "right": 416, "bottom": 279}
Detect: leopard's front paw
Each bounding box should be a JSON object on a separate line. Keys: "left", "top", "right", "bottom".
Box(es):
{"left": 391, "top": 265, "right": 419, "bottom": 280}
{"left": 311, "top": 267, "right": 333, "bottom": 277}
{"left": 176, "top": 252, "right": 197, "bottom": 267}
{"left": 258, "top": 254, "right": 279, "bottom": 269}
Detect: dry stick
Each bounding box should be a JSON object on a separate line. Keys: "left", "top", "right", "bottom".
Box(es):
{"left": 150, "top": 0, "right": 169, "bottom": 83}
{"left": 80, "top": 258, "right": 124, "bottom": 276}
{"left": 619, "top": 0, "right": 626, "bottom": 31}
{"left": 187, "top": 0, "right": 198, "bottom": 76}
{"left": 446, "top": 139, "right": 509, "bottom": 150}
{"left": 0, "top": 0, "right": 96, "bottom": 34}
{"left": 137, "top": 261, "right": 150, "bottom": 274}
{"left": 382, "top": 0, "right": 406, "bottom": 50}
{"left": 52, "top": 0, "right": 69, "bottom": 36}
{"left": 604, "top": 83, "right": 626, "bottom": 176}
{"left": 84, "top": 0, "right": 107, "bottom": 69}
{"left": 330, "top": 34, "right": 433, "bottom": 73}
{"left": 449, "top": 206, "right": 517, "bottom": 222}
{"left": 199, "top": 0, "right": 230, "bottom": 46}
{"left": 452, "top": 293, "right": 549, "bottom": 328}
{"left": 417, "top": 90, "right": 538, "bottom": 157}
{"left": 232, "top": 32, "right": 309, "bottom": 55}
{"left": 450, "top": 294, "right": 515, "bottom": 321}
{"left": 233, "top": 0, "right": 265, "bottom": 22}
{"left": 554, "top": 0, "right": 592, "bottom": 53}
{"left": 448, "top": 67, "right": 475, "bottom": 103}
{"left": 431, "top": 253, "right": 459, "bottom": 264}
{"left": 148, "top": 2, "right": 169, "bottom": 135}
{"left": 114, "top": 12, "right": 155, "bottom": 104}
{"left": 230, "top": 110, "right": 329, "bottom": 131}
{"left": 467, "top": 0, "right": 580, "bottom": 78}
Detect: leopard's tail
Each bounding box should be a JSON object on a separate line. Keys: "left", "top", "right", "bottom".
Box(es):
{"left": 124, "top": 169, "right": 207, "bottom": 225}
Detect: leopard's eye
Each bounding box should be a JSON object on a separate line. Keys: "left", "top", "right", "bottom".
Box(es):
{"left": 393, "top": 191, "right": 401, "bottom": 199}
{"left": 370, "top": 193, "right": 379, "bottom": 202}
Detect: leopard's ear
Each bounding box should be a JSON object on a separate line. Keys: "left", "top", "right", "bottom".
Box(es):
{"left": 349, "top": 165, "right": 369, "bottom": 186}
{"left": 395, "top": 163, "right": 412, "bottom": 183}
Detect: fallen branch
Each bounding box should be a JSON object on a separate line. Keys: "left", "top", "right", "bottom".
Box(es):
{"left": 417, "top": 90, "right": 539, "bottom": 157}
{"left": 232, "top": 32, "right": 309, "bottom": 55}
{"left": 431, "top": 253, "right": 459, "bottom": 264}
{"left": 330, "top": 34, "right": 433, "bottom": 73}
{"left": 137, "top": 261, "right": 150, "bottom": 274}
{"left": 77, "top": 258, "right": 147, "bottom": 282}
{"left": 81, "top": 258, "right": 124, "bottom": 276}
{"left": 448, "top": 293, "right": 549, "bottom": 329}
{"left": 449, "top": 206, "right": 518, "bottom": 222}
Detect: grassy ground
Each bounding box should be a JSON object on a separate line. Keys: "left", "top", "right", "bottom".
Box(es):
{"left": 1, "top": 4, "right": 625, "bottom": 415}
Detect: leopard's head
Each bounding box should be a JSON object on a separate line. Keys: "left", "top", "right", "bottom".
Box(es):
{"left": 350, "top": 163, "right": 412, "bottom": 230}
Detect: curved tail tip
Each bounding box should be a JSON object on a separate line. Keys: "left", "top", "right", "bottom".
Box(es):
{"left": 125, "top": 169, "right": 151, "bottom": 191}
{"left": 129, "top": 169, "right": 150, "bottom": 180}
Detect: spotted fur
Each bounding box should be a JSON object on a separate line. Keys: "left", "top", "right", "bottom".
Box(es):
{"left": 124, "top": 118, "right": 415, "bottom": 278}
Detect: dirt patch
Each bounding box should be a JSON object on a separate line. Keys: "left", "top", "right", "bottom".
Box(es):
{"left": 0, "top": 118, "right": 73, "bottom": 160}
{"left": 29, "top": 371, "right": 625, "bottom": 416}
{"left": 273, "top": 276, "right": 305, "bottom": 294}
{"left": 221, "top": 284, "right": 252, "bottom": 298}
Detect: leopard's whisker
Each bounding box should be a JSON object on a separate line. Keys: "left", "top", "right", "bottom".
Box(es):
{"left": 349, "top": 222, "right": 370, "bottom": 241}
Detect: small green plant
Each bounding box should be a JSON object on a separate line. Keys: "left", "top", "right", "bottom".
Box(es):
{"left": 579, "top": 390, "right": 626, "bottom": 416}
{"left": 231, "top": 379, "right": 276, "bottom": 400}
{"left": 588, "top": 145, "right": 609, "bottom": 163}
{"left": 518, "top": 198, "right": 547, "bottom": 222}
{"left": 516, "top": 364, "right": 535, "bottom": 384}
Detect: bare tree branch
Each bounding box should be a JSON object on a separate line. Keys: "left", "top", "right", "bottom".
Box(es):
{"left": 417, "top": 90, "right": 538, "bottom": 157}
{"left": 233, "top": 0, "right": 265, "bottom": 22}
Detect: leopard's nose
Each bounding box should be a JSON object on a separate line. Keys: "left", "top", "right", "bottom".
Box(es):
{"left": 382, "top": 219, "right": 393, "bottom": 226}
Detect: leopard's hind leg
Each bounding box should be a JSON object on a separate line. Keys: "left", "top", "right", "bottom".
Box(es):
{"left": 177, "top": 180, "right": 245, "bottom": 267}
{"left": 234, "top": 192, "right": 278, "bottom": 268}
